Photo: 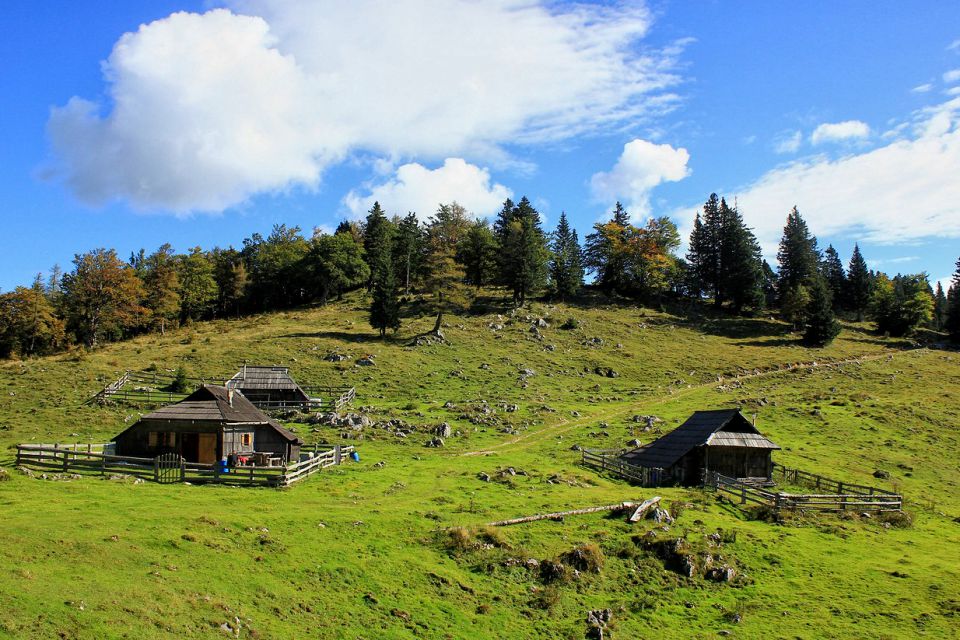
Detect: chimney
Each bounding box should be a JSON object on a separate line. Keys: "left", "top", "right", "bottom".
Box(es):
{"left": 228, "top": 388, "right": 234, "bottom": 407}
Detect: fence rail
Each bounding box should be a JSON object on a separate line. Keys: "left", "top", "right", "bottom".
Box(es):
{"left": 705, "top": 470, "right": 902, "bottom": 513}
{"left": 581, "top": 449, "right": 664, "bottom": 487}
{"left": 14, "top": 443, "right": 355, "bottom": 488}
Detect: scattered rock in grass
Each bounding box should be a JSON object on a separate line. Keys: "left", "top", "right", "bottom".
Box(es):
{"left": 324, "top": 353, "right": 348, "bottom": 362}
{"left": 569, "top": 444, "right": 582, "bottom": 451}
{"left": 873, "top": 469, "right": 891, "bottom": 479}
{"left": 434, "top": 423, "right": 452, "bottom": 438}
{"left": 0, "top": 468, "right": 9, "bottom": 482}
{"left": 391, "top": 608, "right": 411, "bottom": 622}
{"left": 479, "top": 363, "right": 491, "bottom": 370}
{"left": 594, "top": 366, "right": 618, "bottom": 378}
{"left": 585, "top": 609, "right": 612, "bottom": 640}
{"left": 571, "top": 410, "right": 581, "bottom": 417}
{"left": 626, "top": 439, "right": 642, "bottom": 447}
{"left": 477, "top": 472, "right": 491, "bottom": 482}
{"left": 706, "top": 566, "right": 737, "bottom": 582}
{"left": 425, "top": 437, "right": 445, "bottom": 448}
{"left": 373, "top": 461, "right": 386, "bottom": 468}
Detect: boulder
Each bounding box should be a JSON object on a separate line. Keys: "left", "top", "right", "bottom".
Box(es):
{"left": 356, "top": 357, "right": 376, "bottom": 367}
{"left": 873, "top": 469, "right": 891, "bottom": 480}
{"left": 434, "top": 423, "right": 452, "bottom": 438}
{"left": 425, "top": 437, "right": 445, "bottom": 448}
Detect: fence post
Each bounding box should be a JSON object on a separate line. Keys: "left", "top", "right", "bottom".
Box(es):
{"left": 741, "top": 486, "right": 747, "bottom": 505}
{"left": 16, "top": 446, "right": 21, "bottom": 466}
{"left": 63, "top": 449, "right": 69, "bottom": 473}
{"left": 153, "top": 457, "right": 159, "bottom": 483}
{"left": 837, "top": 481, "right": 844, "bottom": 495}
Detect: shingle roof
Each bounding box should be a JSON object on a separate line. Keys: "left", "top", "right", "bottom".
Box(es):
{"left": 227, "top": 366, "right": 305, "bottom": 392}
{"left": 620, "top": 409, "right": 779, "bottom": 469}
{"left": 119, "top": 385, "right": 302, "bottom": 444}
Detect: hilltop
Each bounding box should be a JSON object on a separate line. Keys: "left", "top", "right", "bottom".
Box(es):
{"left": 0, "top": 292, "right": 958, "bottom": 639}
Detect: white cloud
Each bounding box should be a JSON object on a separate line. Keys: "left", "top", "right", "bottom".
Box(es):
{"left": 949, "top": 39, "right": 960, "bottom": 52}
{"left": 590, "top": 139, "right": 690, "bottom": 219}
{"left": 774, "top": 130, "right": 802, "bottom": 154}
{"left": 47, "top": 1, "right": 682, "bottom": 213}
{"left": 911, "top": 83, "right": 933, "bottom": 93}
{"left": 725, "top": 98, "right": 960, "bottom": 255}
{"left": 810, "top": 120, "right": 871, "bottom": 145}
{"left": 343, "top": 158, "right": 511, "bottom": 220}
{"left": 944, "top": 68, "right": 960, "bottom": 84}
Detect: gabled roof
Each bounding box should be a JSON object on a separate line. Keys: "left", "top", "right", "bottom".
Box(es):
{"left": 620, "top": 409, "right": 779, "bottom": 469}
{"left": 227, "top": 365, "right": 306, "bottom": 393}
{"left": 113, "top": 385, "right": 303, "bottom": 444}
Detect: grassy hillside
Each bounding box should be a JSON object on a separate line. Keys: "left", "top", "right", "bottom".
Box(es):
{"left": 1, "top": 291, "right": 958, "bottom": 639}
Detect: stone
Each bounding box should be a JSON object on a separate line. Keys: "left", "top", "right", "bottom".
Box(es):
{"left": 426, "top": 437, "right": 445, "bottom": 448}
{"left": 324, "top": 353, "right": 348, "bottom": 362}
{"left": 873, "top": 469, "right": 891, "bottom": 480}
{"left": 535, "top": 318, "right": 549, "bottom": 328}
{"left": 571, "top": 410, "right": 581, "bottom": 417}
{"left": 434, "top": 423, "right": 452, "bottom": 438}
{"left": 373, "top": 461, "right": 386, "bottom": 468}
{"left": 356, "top": 357, "right": 376, "bottom": 367}
{"left": 488, "top": 323, "right": 504, "bottom": 331}
{"left": 477, "top": 472, "right": 491, "bottom": 482}
{"left": 479, "top": 363, "right": 491, "bottom": 370}
{"left": 626, "top": 439, "right": 642, "bottom": 447}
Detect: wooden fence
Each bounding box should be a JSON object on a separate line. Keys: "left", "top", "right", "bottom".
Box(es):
{"left": 704, "top": 469, "right": 902, "bottom": 513}
{"left": 581, "top": 449, "right": 664, "bottom": 487}
{"left": 14, "top": 442, "right": 355, "bottom": 488}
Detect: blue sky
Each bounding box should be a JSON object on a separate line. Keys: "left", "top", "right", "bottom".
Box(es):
{"left": 2, "top": 0, "right": 959, "bottom": 292}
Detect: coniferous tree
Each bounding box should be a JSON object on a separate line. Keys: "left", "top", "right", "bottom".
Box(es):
{"left": 364, "top": 203, "right": 400, "bottom": 336}
{"left": 685, "top": 211, "right": 709, "bottom": 298}
{"left": 143, "top": 243, "right": 181, "bottom": 334}
{"left": 499, "top": 197, "right": 549, "bottom": 306}
{"left": 846, "top": 244, "right": 872, "bottom": 321}
{"left": 945, "top": 258, "right": 960, "bottom": 341}
{"left": 424, "top": 203, "right": 472, "bottom": 334}
{"left": 392, "top": 213, "right": 423, "bottom": 295}
{"left": 718, "top": 200, "right": 764, "bottom": 313}
{"left": 803, "top": 276, "right": 840, "bottom": 346}
{"left": 777, "top": 206, "right": 820, "bottom": 302}
{"left": 548, "top": 212, "right": 584, "bottom": 301}
{"left": 820, "top": 245, "right": 846, "bottom": 312}
{"left": 932, "top": 281, "right": 947, "bottom": 331}
{"left": 585, "top": 202, "right": 633, "bottom": 296}
{"left": 0, "top": 277, "right": 66, "bottom": 358}
{"left": 458, "top": 219, "right": 499, "bottom": 289}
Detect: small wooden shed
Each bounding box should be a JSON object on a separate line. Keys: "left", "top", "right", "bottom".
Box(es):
{"left": 620, "top": 409, "right": 779, "bottom": 485}
{"left": 112, "top": 385, "right": 302, "bottom": 464}
{"left": 226, "top": 365, "right": 312, "bottom": 408}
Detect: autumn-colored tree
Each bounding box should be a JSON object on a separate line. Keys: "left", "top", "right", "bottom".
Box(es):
{"left": 142, "top": 243, "right": 180, "bottom": 334}
{"left": 61, "top": 248, "right": 146, "bottom": 347}
{"left": 0, "top": 276, "right": 66, "bottom": 358}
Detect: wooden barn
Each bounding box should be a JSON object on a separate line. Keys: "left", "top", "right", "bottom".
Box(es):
{"left": 112, "top": 385, "right": 302, "bottom": 464}
{"left": 620, "top": 409, "right": 779, "bottom": 485}
{"left": 226, "top": 365, "right": 312, "bottom": 409}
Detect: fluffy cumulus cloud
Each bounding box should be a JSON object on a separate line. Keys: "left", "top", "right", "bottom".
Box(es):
{"left": 727, "top": 98, "right": 960, "bottom": 254}
{"left": 47, "top": 1, "right": 681, "bottom": 213}
{"left": 590, "top": 139, "right": 690, "bottom": 219}
{"left": 343, "top": 158, "right": 511, "bottom": 219}
{"left": 810, "top": 120, "right": 871, "bottom": 145}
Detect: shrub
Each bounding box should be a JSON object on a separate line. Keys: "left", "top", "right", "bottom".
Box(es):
{"left": 560, "top": 317, "right": 579, "bottom": 330}
{"left": 878, "top": 510, "right": 913, "bottom": 528}
{"left": 170, "top": 365, "right": 189, "bottom": 393}
{"left": 561, "top": 543, "right": 604, "bottom": 573}
{"left": 444, "top": 527, "right": 473, "bottom": 554}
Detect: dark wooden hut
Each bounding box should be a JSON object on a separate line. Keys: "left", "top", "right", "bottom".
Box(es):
{"left": 112, "top": 385, "right": 302, "bottom": 464}
{"left": 620, "top": 409, "right": 779, "bottom": 485}
{"left": 226, "top": 365, "right": 312, "bottom": 408}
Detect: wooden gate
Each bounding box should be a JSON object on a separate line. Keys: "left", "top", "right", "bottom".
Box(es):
{"left": 154, "top": 453, "right": 184, "bottom": 484}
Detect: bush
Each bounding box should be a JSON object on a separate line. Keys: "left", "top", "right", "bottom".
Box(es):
{"left": 170, "top": 365, "right": 189, "bottom": 393}
{"left": 561, "top": 543, "right": 604, "bottom": 573}
{"left": 878, "top": 510, "right": 913, "bottom": 528}
{"left": 560, "top": 317, "right": 579, "bottom": 330}
{"left": 444, "top": 527, "right": 473, "bottom": 555}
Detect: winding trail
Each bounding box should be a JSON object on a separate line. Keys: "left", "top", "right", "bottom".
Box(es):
{"left": 459, "top": 348, "right": 923, "bottom": 457}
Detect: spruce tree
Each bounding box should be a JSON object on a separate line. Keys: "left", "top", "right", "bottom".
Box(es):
{"left": 423, "top": 203, "right": 472, "bottom": 335}
{"left": 369, "top": 265, "right": 400, "bottom": 337}
{"left": 820, "top": 245, "right": 846, "bottom": 312}
{"left": 458, "top": 219, "right": 498, "bottom": 289}
{"left": 945, "top": 257, "right": 960, "bottom": 341}
{"left": 685, "top": 211, "right": 709, "bottom": 299}
{"left": 933, "top": 281, "right": 948, "bottom": 331}
{"left": 803, "top": 276, "right": 840, "bottom": 346}
{"left": 363, "top": 202, "right": 394, "bottom": 291}
{"left": 548, "top": 212, "right": 584, "bottom": 301}
{"left": 846, "top": 244, "right": 872, "bottom": 321}
{"left": 393, "top": 213, "right": 423, "bottom": 295}
{"left": 499, "top": 197, "right": 549, "bottom": 306}
{"left": 585, "top": 202, "right": 633, "bottom": 296}
{"left": 718, "top": 199, "right": 764, "bottom": 313}
{"left": 143, "top": 243, "right": 180, "bottom": 334}
{"left": 776, "top": 206, "right": 820, "bottom": 302}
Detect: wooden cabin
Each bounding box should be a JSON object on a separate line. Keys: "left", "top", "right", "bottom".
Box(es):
{"left": 620, "top": 409, "right": 779, "bottom": 485}
{"left": 112, "top": 385, "right": 302, "bottom": 464}
{"left": 226, "top": 365, "right": 312, "bottom": 409}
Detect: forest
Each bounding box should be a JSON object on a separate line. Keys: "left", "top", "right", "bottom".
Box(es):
{"left": 1, "top": 193, "right": 957, "bottom": 358}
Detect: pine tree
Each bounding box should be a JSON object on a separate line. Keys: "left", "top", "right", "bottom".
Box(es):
{"left": 803, "top": 276, "right": 840, "bottom": 346}
{"left": 820, "top": 245, "right": 846, "bottom": 312}
{"left": 776, "top": 206, "right": 820, "bottom": 302}
{"left": 369, "top": 266, "right": 400, "bottom": 337}
{"left": 424, "top": 203, "right": 472, "bottom": 335}
{"left": 548, "top": 212, "right": 584, "bottom": 301}
{"left": 458, "top": 219, "right": 499, "bottom": 289}
{"left": 945, "top": 257, "right": 960, "bottom": 341}
{"left": 846, "top": 244, "right": 872, "bottom": 321}
{"left": 364, "top": 202, "right": 395, "bottom": 291}
{"left": 685, "top": 211, "right": 709, "bottom": 298}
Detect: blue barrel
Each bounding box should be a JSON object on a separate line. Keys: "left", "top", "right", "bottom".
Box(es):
{"left": 350, "top": 451, "right": 360, "bottom": 462}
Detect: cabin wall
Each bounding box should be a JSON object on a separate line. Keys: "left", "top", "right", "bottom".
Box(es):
{"left": 222, "top": 426, "right": 256, "bottom": 457}
{"left": 114, "top": 420, "right": 222, "bottom": 458}
{"left": 705, "top": 446, "right": 772, "bottom": 479}
{"left": 251, "top": 426, "right": 298, "bottom": 462}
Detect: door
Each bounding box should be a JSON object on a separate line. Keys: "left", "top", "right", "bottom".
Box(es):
{"left": 198, "top": 433, "right": 218, "bottom": 464}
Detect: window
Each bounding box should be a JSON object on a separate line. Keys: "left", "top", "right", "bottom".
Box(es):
{"left": 148, "top": 432, "right": 176, "bottom": 449}
{"left": 241, "top": 433, "right": 252, "bottom": 448}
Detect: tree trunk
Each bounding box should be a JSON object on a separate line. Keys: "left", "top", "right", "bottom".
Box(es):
{"left": 432, "top": 311, "right": 443, "bottom": 335}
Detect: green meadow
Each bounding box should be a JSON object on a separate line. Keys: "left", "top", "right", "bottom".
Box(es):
{"left": 1, "top": 292, "right": 958, "bottom": 639}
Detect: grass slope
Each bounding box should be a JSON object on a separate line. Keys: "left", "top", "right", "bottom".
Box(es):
{"left": 0, "top": 291, "right": 958, "bottom": 639}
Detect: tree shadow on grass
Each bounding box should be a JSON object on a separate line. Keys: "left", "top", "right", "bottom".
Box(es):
{"left": 276, "top": 330, "right": 400, "bottom": 344}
